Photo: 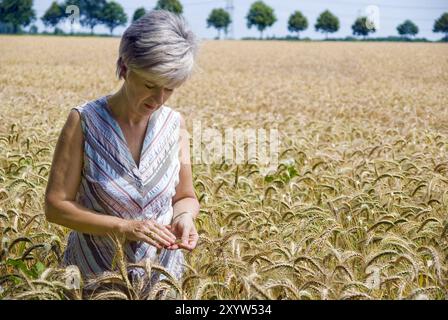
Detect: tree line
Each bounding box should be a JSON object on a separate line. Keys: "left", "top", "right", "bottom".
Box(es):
{"left": 1, "top": 0, "right": 448, "bottom": 41}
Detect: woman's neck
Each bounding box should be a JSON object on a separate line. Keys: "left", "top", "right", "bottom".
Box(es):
{"left": 107, "top": 87, "right": 148, "bottom": 126}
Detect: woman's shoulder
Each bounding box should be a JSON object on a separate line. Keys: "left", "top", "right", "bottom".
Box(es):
{"left": 71, "top": 96, "right": 106, "bottom": 115}
{"left": 68, "top": 96, "right": 108, "bottom": 136}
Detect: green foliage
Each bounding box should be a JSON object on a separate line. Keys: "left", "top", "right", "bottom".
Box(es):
{"left": 54, "top": 26, "right": 64, "bottom": 34}
{"left": 29, "top": 24, "right": 38, "bottom": 34}
{"left": 41, "top": 1, "right": 65, "bottom": 30}
{"left": 207, "top": 8, "right": 231, "bottom": 39}
{"left": 433, "top": 12, "right": 448, "bottom": 40}
{"left": 132, "top": 7, "right": 146, "bottom": 22}
{"left": 246, "top": 1, "right": 277, "bottom": 39}
{"left": 154, "top": 0, "right": 183, "bottom": 15}
{"left": 264, "top": 163, "right": 299, "bottom": 184}
{"left": 315, "top": 10, "right": 339, "bottom": 38}
{"left": 6, "top": 258, "right": 45, "bottom": 279}
{"left": 0, "top": 0, "right": 36, "bottom": 34}
{"left": 101, "top": 0, "right": 127, "bottom": 35}
{"left": 0, "top": 22, "right": 15, "bottom": 33}
{"left": 287, "top": 10, "right": 308, "bottom": 39}
{"left": 397, "top": 20, "right": 419, "bottom": 38}
{"left": 352, "top": 16, "right": 376, "bottom": 38}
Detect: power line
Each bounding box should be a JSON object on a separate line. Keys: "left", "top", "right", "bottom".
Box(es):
{"left": 276, "top": 7, "right": 441, "bottom": 23}
{"left": 34, "top": 1, "right": 226, "bottom": 12}
{"left": 35, "top": 1, "right": 448, "bottom": 13}
{"left": 299, "top": 0, "right": 448, "bottom": 11}
{"left": 183, "top": 0, "right": 225, "bottom": 6}
{"left": 225, "top": 0, "right": 234, "bottom": 39}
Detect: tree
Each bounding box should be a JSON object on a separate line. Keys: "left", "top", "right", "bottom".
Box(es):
{"left": 351, "top": 16, "right": 376, "bottom": 39}
{"left": 287, "top": 10, "right": 308, "bottom": 39}
{"left": 54, "top": 26, "right": 64, "bottom": 34}
{"left": 315, "top": 10, "right": 339, "bottom": 39}
{"left": 154, "top": 0, "right": 183, "bottom": 15}
{"left": 0, "top": 0, "right": 36, "bottom": 34}
{"left": 101, "top": 1, "right": 127, "bottom": 35}
{"left": 132, "top": 7, "right": 146, "bottom": 22}
{"left": 246, "top": 1, "right": 277, "bottom": 39}
{"left": 29, "top": 24, "right": 38, "bottom": 33}
{"left": 433, "top": 12, "right": 448, "bottom": 41}
{"left": 41, "top": 1, "right": 64, "bottom": 32}
{"left": 65, "top": 0, "right": 106, "bottom": 35}
{"left": 397, "top": 20, "right": 419, "bottom": 39}
{"left": 207, "top": 8, "right": 231, "bottom": 40}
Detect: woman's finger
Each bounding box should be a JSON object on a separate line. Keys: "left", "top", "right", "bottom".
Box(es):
{"left": 188, "top": 233, "right": 199, "bottom": 249}
{"left": 166, "top": 243, "right": 179, "bottom": 250}
{"left": 154, "top": 225, "right": 177, "bottom": 243}
{"left": 156, "top": 223, "right": 177, "bottom": 242}
{"left": 181, "top": 227, "right": 190, "bottom": 245}
{"left": 137, "top": 232, "right": 162, "bottom": 249}
{"left": 146, "top": 222, "right": 176, "bottom": 244}
{"left": 152, "top": 220, "right": 177, "bottom": 238}
{"left": 177, "top": 236, "right": 194, "bottom": 251}
{"left": 176, "top": 242, "right": 190, "bottom": 250}
{"left": 143, "top": 226, "right": 173, "bottom": 247}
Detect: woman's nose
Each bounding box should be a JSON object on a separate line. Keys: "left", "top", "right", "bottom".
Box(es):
{"left": 153, "top": 89, "right": 165, "bottom": 104}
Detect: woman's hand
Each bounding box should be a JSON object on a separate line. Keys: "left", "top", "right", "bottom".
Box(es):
{"left": 165, "top": 214, "right": 198, "bottom": 251}
{"left": 119, "top": 218, "right": 177, "bottom": 249}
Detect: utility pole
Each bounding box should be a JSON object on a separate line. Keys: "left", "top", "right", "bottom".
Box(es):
{"left": 225, "top": 0, "right": 234, "bottom": 39}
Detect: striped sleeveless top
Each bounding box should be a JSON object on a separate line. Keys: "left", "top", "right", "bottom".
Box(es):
{"left": 61, "top": 95, "right": 185, "bottom": 286}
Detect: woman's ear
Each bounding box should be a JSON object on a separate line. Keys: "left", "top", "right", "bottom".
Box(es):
{"left": 121, "top": 64, "right": 128, "bottom": 80}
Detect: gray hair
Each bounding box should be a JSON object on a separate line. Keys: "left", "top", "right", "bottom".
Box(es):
{"left": 116, "top": 9, "right": 200, "bottom": 88}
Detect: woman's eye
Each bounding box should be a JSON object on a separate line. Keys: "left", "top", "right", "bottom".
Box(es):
{"left": 146, "top": 84, "right": 173, "bottom": 92}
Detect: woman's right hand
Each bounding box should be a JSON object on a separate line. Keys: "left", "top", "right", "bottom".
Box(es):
{"left": 119, "top": 218, "right": 177, "bottom": 249}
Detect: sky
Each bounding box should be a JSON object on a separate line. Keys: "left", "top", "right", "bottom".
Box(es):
{"left": 32, "top": 0, "right": 448, "bottom": 40}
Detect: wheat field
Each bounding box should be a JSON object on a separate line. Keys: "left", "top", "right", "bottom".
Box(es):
{"left": 0, "top": 36, "right": 447, "bottom": 300}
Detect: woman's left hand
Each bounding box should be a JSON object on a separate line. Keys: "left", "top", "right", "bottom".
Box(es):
{"left": 165, "top": 214, "right": 198, "bottom": 251}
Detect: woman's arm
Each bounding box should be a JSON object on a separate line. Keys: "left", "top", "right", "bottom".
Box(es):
{"left": 166, "top": 113, "right": 200, "bottom": 250}
{"left": 44, "top": 109, "right": 126, "bottom": 236}
{"left": 45, "top": 109, "right": 176, "bottom": 248}
{"left": 171, "top": 114, "right": 200, "bottom": 220}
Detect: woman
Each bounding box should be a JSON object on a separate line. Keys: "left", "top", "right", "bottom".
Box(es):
{"left": 44, "top": 10, "right": 201, "bottom": 294}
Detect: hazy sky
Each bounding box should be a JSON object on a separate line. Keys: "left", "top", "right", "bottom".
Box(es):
{"left": 32, "top": 0, "right": 448, "bottom": 40}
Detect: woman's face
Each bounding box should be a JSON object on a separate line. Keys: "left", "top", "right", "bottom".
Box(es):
{"left": 123, "top": 68, "right": 175, "bottom": 115}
